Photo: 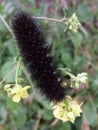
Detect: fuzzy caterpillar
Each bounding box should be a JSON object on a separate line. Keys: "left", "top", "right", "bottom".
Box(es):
{"left": 11, "top": 11, "right": 66, "bottom": 102}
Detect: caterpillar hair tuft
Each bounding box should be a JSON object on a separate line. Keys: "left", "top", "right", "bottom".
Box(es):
{"left": 11, "top": 11, "right": 66, "bottom": 102}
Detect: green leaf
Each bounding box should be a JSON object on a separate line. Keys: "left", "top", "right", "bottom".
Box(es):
{"left": 70, "top": 32, "right": 83, "bottom": 46}
{"left": 84, "top": 102, "right": 97, "bottom": 126}
{"left": 14, "top": 107, "right": 27, "bottom": 129}
{"left": 52, "top": 121, "right": 71, "bottom": 130}
{"left": 6, "top": 98, "right": 19, "bottom": 110}
{"left": 61, "top": 52, "right": 72, "bottom": 66}
{"left": 3, "top": 2, "right": 14, "bottom": 15}
{"left": 1, "top": 60, "right": 16, "bottom": 82}
{"left": 4, "top": 38, "right": 17, "bottom": 56}
{"left": 43, "top": 109, "right": 53, "bottom": 120}
{"left": 94, "top": 97, "right": 98, "bottom": 109}
{"left": 0, "top": 4, "right": 3, "bottom": 14}
{"left": 0, "top": 106, "right": 8, "bottom": 124}
{"left": 66, "top": 7, "right": 76, "bottom": 16}
{"left": 73, "top": 56, "right": 86, "bottom": 72}
{"left": 0, "top": 20, "right": 7, "bottom": 32}
{"left": 77, "top": 4, "right": 93, "bottom": 22}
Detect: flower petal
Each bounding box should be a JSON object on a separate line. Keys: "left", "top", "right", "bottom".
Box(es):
{"left": 23, "top": 86, "right": 31, "bottom": 90}
{"left": 11, "top": 84, "right": 22, "bottom": 94}
{"left": 12, "top": 94, "right": 20, "bottom": 102}
{"left": 20, "top": 90, "right": 29, "bottom": 98}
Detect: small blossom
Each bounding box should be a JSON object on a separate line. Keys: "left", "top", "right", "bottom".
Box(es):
{"left": 71, "top": 72, "right": 88, "bottom": 88}
{"left": 65, "top": 13, "right": 81, "bottom": 33}
{"left": 67, "top": 112, "right": 75, "bottom": 123}
{"left": 58, "top": 68, "right": 88, "bottom": 89}
{"left": 53, "top": 96, "right": 82, "bottom": 123}
{"left": 71, "top": 79, "right": 79, "bottom": 88}
{"left": 10, "top": 84, "right": 30, "bottom": 102}
{"left": 77, "top": 72, "right": 88, "bottom": 83}
{"left": 53, "top": 103, "right": 69, "bottom": 122}
{"left": 4, "top": 84, "right": 12, "bottom": 92}
{"left": 71, "top": 102, "right": 83, "bottom": 117}
{"left": 4, "top": 84, "right": 30, "bottom": 102}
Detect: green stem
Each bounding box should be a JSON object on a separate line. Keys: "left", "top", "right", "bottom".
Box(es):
{"left": 58, "top": 68, "right": 76, "bottom": 79}
{"left": 0, "top": 14, "right": 15, "bottom": 38}
{"left": 65, "top": 71, "right": 76, "bottom": 79}
{"left": 15, "top": 59, "right": 22, "bottom": 85}
{"left": 33, "top": 16, "right": 67, "bottom": 23}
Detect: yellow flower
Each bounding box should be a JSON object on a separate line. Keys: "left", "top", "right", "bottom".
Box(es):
{"left": 68, "top": 13, "right": 81, "bottom": 33}
{"left": 53, "top": 103, "right": 68, "bottom": 122}
{"left": 52, "top": 96, "right": 82, "bottom": 123}
{"left": 67, "top": 112, "right": 75, "bottom": 123}
{"left": 53, "top": 103, "right": 64, "bottom": 118}
{"left": 70, "top": 101, "right": 83, "bottom": 117}
{"left": 10, "top": 84, "right": 30, "bottom": 102}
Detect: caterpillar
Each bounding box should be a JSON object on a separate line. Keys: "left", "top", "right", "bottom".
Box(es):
{"left": 11, "top": 11, "right": 66, "bottom": 102}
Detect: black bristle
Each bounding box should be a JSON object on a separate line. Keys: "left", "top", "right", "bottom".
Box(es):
{"left": 11, "top": 11, "right": 66, "bottom": 102}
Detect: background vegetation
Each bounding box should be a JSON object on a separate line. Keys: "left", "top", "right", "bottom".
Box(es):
{"left": 0, "top": 0, "right": 98, "bottom": 130}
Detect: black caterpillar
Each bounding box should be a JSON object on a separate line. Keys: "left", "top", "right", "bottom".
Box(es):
{"left": 11, "top": 11, "right": 66, "bottom": 102}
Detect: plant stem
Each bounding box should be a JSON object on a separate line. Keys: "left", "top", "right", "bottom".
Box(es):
{"left": 0, "top": 14, "right": 68, "bottom": 38}
{"left": 0, "top": 15, "right": 15, "bottom": 38}
{"left": 15, "top": 59, "right": 22, "bottom": 85}
{"left": 33, "top": 16, "right": 67, "bottom": 23}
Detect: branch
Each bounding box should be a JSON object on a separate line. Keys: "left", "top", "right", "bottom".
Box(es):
{"left": 49, "top": 119, "right": 59, "bottom": 128}
{"left": 0, "top": 14, "right": 67, "bottom": 38}
{"left": 0, "top": 15, "right": 15, "bottom": 38}
{"left": 33, "top": 16, "right": 67, "bottom": 23}
{"left": 34, "top": 110, "right": 43, "bottom": 130}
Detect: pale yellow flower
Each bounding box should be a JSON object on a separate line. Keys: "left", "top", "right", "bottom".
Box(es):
{"left": 70, "top": 101, "right": 83, "bottom": 117}
{"left": 77, "top": 72, "right": 88, "bottom": 83}
{"left": 52, "top": 96, "right": 82, "bottom": 123}
{"left": 53, "top": 103, "right": 64, "bottom": 119}
{"left": 53, "top": 103, "right": 69, "bottom": 122}
{"left": 10, "top": 84, "right": 30, "bottom": 102}
{"left": 65, "top": 13, "right": 81, "bottom": 33}
{"left": 67, "top": 112, "right": 75, "bottom": 123}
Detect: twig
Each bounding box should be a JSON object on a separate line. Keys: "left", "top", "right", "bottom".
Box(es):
{"left": 34, "top": 117, "right": 41, "bottom": 130}
{"left": 34, "top": 111, "right": 43, "bottom": 130}
{"left": 33, "top": 16, "right": 67, "bottom": 23}
{"left": 0, "top": 14, "right": 15, "bottom": 38}
{"left": 15, "top": 59, "right": 22, "bottom": 85}
{"left": 22, "top": 66, "right": 33, "bottom": 87}
{"left": 49, "top": 119, "right": 59, "bottom": 128}
{"left": 0, "top": 14, "right": 67, "bottom": 38}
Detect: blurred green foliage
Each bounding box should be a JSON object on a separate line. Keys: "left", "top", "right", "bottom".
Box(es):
{"left": 0, "top": 0, "right": 98, "bottom": 130}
